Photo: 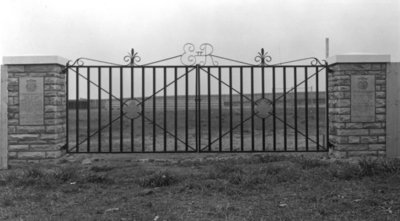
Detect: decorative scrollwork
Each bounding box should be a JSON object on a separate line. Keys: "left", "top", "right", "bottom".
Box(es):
{"left": 254, "top": 48, "right": 272, "bottom": 66}
{"left": 67, "top": 58, "right": 85, "bottom": 66}
{"left": 124, "top": 48, "right": 141, "bottom": 66}
{"left": 180, "top": 43, "right": 218, "bottom": 66}
{"left": 310, "top": 57, "right": 324, "bottom": 66}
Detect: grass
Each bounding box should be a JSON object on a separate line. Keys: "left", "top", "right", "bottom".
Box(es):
{"left": 1, "top": 155, "right": 400, "bottom": 220}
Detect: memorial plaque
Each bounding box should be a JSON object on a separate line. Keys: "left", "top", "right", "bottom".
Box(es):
{"left": 351, "top": 75, "right": 375, "bottom": 122}
{"left": 19, "top": 77, "right": 44, "bottom": 125}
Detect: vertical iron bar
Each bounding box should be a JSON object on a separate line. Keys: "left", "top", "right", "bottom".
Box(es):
{"left": 174, "top": 67, "right": 178, "bottom": 152}
{"left": 218, "top": 67, "right": 222, "bottom": 152}
{"left": 197, "top": 65, "right": 201, "bottom": 152}
{"left": 109, "top": 67, "right": 112, "bottom": 152}
{"left": 120, "top": 67, "right": 123, "bottom": 152}
{"left": 240, "top": 67, "right": 243, "bottom": 152}
{"left": 66, "top": 65, "right": 69, "bottom": 152}
{"left": 163, "top": 67, "right": 167, "bottom": 152}
{"left": 98, "top": 67, "right": 101, "bottom": 153}
{"left": 130, "top": 67, "right": 134, "bottom": 152}
{"left": 250, "top": 67, "right": 254, "bottom": 151}
{"left": 261, "top": 66, "right": 265, "bottom": 151}
{"left": 207, "top": 67, "right": 211, "bottom": 151}
{"left": 86, "top": 67, "right": 90, "bottom": 152}
{"left": 294, "top": 67, "right": 298, "bottom": 151}
{"left": 153, "top": 67, "right": 156, "bottom": 152}
{"left": 325, "top": 64, "right": 329, "bottom": 151}
{"left": 185, "top": 67, "right": 189, "bottom": 152}
{"left": 142, "top": 67, "right": 145, "bottom": 152}
{"left": 316, "top": 66, "right": 320, "bottom": 151}
{"left": 305, "top": 67, "right": 309, "bottom": 151}
{"left": 272, "top": 67, "right": 276, "bottom": 151}
{"left": 194, "top": 65, "right": 199, "bottom": 152}
{"left": 229, "top": 67, "right": 233, "bottom": 152}
{"left": 65, "top": 63, "right": 69, "bottom": 153}
{"left": 283, "top": 67, "right": 287, "bottom": 151}
{"left": 76, "top": 67, "right": 79, "bottom": 153}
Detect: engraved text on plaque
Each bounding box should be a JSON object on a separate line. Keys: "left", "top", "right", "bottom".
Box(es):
{"left": 351, "top": 75, "right": 375, "bottom": 122}
{"left": 19, "top": 77, "right": 44, "bottom": 125}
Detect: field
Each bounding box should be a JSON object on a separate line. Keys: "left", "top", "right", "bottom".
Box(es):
{"left": 67, "top": 106, "right": 327, "bottom": 153}
{"left": 1, "top": 155, "right": 400, "bottom": 220}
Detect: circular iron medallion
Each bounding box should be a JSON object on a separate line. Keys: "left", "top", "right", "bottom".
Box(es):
{"left": 124, "top": 100, "right": 141, "bottom": 119}
{"left": 254, "top": 98, "right": 273, "bottom": 118}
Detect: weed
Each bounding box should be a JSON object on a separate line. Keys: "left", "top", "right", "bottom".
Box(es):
{"left": 25, "top": 167, "right": 45, "bottom": 179}
{"left": 358, "top": 158, "right": 400, "bottom": 177}
{"left": 83, "top": 173, "right": 113, "bottom": 184}
{"left": 296, "top": 158, "right": 328, "bottom": 169}
{"left": 137, "top": 171, "right": 178, "bottom": 188}
{"left": 54, "top": 166, "right": 78, "bottom": 182}
{"left": 1, "top": 197, "right": 14, "bottom": 207}
{"left": 328, "top": 162, "right": 360, "bottom": 180}
{"left": 90, "top": 165, "right": 114, "bottom": 172}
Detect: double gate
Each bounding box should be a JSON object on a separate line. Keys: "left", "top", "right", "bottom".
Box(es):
{"left": 65, "top": 44, "right": 329, "bottom": 153}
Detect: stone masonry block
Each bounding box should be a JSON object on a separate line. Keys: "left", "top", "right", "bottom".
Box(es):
{"left": 348, "top": 136, "right": 360, "bottom": 144}
{"left": 376, "top": 108, "right": 386, "bottom": 114}
{"left": 369, "top": 129, "right": 385, "bottom": 135}
{"left": 376, "top": 99, "right": 386, "bottom": 108}
{"left": 45, "top": 77, "right": 64, "bottom": 85}
{"left": 45, "top": 151, "right": 64, "bottom": 159}
{"left": 337, "top": 129, "right": 369, "bottom": 136}
{"left": 329, "top": 99, "right": 351, "bottom": 108}
{"left": 371, "top": 64, "right": 383, "bottom": 70}
{"left": 360, "top": 136, "right": 378, "bottom": 143}
{"left": 329, "top": 108, "right": 351, "bottom": 115}
{"left": 44, "top": 85, "right": 63, "bottom": 91}
{"left": 9, "top": 145, "right": 29, "bottom": 151}
{"left": 363, "top": 123, "right": 383, "bottom": 129}
{"left": 376, "top": 91, "right": 386, "bottom": 98}
{"left": 15, "top": 126, "right": 46, "bottom": 134}
{"left": 329, "top": 135, "right": 348, "bottom": 144}
{"left": 28, "top": 72, "right": 48, "bottom": 77}
{"left": 25, "top": 65, "right": 62, "bottom": 73}
{"left": 30, "top": 144, "right": 60, "bottom": 151}
{"left": 45, "top": 125, "right": 65, "bottom": 133}
{"left": 17, "top": 151, "right": 46, "bottom": 159}
{"left": 9, "top": 134, "right": 40, "bottom": 142}
{"left": 329, "top": 92, "right": 351, "bottom": 99}
{"left": 331, "top": 122, "right": 346, "bottom": 129}
{"left": 334, "top": 144, "right": 368, "bottom": 151}
{"left": 45, "top": 118, "right": 65, "bottom": 125}
{"left": 345, "top": 123, "right": 363, "bottom": 129}
{"left": 7, "top": 66, "right": 25, "bottom": 72}
{"left": 45, "top": 105, "right": 59, "bottom": 113}
{"left": 368, "top": 144, "right": 385, "bottom": 151}
{"left": 376, "top": 80, "right": 386, "bottom": 85}
{"left": 376, "top": 114, "right": 385, "bottom": 122}
{"left": 331, "top": 115, "right": 351, "bottom": 123}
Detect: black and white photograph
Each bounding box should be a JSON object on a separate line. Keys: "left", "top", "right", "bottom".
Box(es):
{"left": 0, "top": 0, "right": 399, "bottom": 220}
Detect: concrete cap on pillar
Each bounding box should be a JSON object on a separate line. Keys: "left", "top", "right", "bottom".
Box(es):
{"left": 2, "top": 55, "right": 69, "bottom": 66}
{"left": 327, "top": 53, "right": 391, "bottom": 64}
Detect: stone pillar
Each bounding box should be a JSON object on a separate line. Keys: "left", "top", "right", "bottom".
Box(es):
{"left": 327, "top": 54, "right": 390, "bottom": 158}
{"left": 0, "top": 66, "right": 8, "bottom": 169}
{"left": 2, "top": 56, "right": 68, "bottom": 161}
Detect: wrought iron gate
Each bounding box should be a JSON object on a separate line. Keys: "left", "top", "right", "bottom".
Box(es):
{"left": 65, "top": 44, "right": 329, "bottom": 153}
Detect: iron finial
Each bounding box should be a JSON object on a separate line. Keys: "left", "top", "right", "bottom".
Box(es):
{"left": 124, "top": 48, "right": 141, "bottom": 66}
{"left": 255, "top": 48, "right": 272, "bottom": 66}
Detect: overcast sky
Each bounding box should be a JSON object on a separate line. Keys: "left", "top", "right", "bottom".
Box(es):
{"left": 1, "top": 0, "right": 399, "bottom": 65}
